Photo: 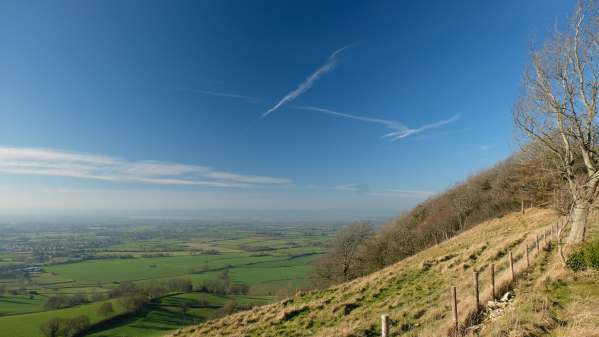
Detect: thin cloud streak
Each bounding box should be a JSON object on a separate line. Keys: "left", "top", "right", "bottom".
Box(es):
{"left": 295, "top": 106, "right": 405, "bottom": 130}
{"left": 330, "top": 183, "right": 436, "bottom": 198}
{"left": 371, "top": 188, "right": 437, "bottom": 198}
{"left": 295, "top": 106, "right": 460, "bottom": 141}
{"left": 381, "top": 115, "right": 461, "bottom": 141}
{"left": 177, "top": 88, "right": 263, "bottom": 103}
{"left": 0, "top": 147, "right": 290, "bottom": 188}
{"left": 261, "top": 44, "right": 353, "bottom": 118}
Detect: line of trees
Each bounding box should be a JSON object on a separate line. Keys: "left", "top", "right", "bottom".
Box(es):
{"left": 107, "top": 278, "right": 194, "bottom": 313}
{"left": 44, "top": 293, "right": 88, "bottom": 310}
{"left": 196, "top": 267, "right": 250, "bottom": 295}
{"left": 39, "top": 278, "right": 199, "bottom": 337}
{"left": 40, "top": 316, "right": 90, "bottom": 337}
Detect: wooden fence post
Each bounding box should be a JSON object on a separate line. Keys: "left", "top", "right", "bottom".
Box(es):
{"left": 473, "top": 271, "right": 480, "bottom": 310}
{"left": 491, "top": 263, "right": 496, "bottom": 299}
{"left": 525, "top": 244, "right": 530, "bottom": 268}
{"left": 381, "top": 314, "right": 389, "bottom": 337}
{"left": 536, "top": 235, "right": 540, "bottom": 253}
{"left": 509, "top": 251, "right": 515, "bottom": 282}
{"left": 451, "top": 286, "right": 458, "bottom": 333}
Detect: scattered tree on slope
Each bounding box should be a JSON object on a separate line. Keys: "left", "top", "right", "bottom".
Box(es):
{"left": 514, "top": 0, "right": 599, "bottom": 244}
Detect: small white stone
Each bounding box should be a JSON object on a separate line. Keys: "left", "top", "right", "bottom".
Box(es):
{"left": 500, "top": 291, "right": 512, "bottom": 302}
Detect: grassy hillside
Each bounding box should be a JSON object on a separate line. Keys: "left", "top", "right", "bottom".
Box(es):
{"left": 168, "top": 209, "right": 598, "bottom": 337}
{"left": 473, "top": 216, "right": 599, "bottom": 337}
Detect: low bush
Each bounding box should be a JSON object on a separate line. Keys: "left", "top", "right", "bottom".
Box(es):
{"left": 566, "top": 238, "right": 599, "bottom": 271}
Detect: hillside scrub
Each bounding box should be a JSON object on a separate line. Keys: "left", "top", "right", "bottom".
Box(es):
{"left": 314, "top": 149, "right": 564, "bottom": 286}
{"left": 472, "top": 215, "right": 599, "bottom": 337}
{"left": 566, "top": 238, "right": 599, "bottom": 271}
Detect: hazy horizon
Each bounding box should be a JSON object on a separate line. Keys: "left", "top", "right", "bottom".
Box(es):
{"left": 0, "top": 207, "right": 398, "bottom": 225}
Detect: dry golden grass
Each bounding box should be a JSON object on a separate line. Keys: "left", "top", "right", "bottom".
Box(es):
{"left": 472, "top": 214, "right": 599, "bottom": 337}
{"left": 167, "top": 208, "right": 597, "bottom": 337}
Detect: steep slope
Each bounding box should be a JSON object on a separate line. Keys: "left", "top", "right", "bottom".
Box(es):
{"left": 471, "top": 214, "right": 599, "bottom": 337}
{"left": 167, "top": 208, "right": 592, "bottom": 337}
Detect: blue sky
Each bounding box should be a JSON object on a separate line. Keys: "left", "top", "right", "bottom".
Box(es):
{"left": 0, "top": 1, "right": 573, "bottom": 216}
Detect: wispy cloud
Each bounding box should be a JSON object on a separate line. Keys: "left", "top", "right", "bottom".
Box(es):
{"left": 0, "top": 147, "right": 290, "bottom": 188}
{"left": 331, "top": 183, "right": 436, "bottom": 198}
{"left": 295, "top": 106, "right": 460, "bottom": 141}
{"left": 371, "top": 188, "right": 436, "bottom": 198}
{"left": 381, "top": 115, "right": 460, "bottom": 141}
{"left": 176, "top": 88, "right": 263, "bottom": 103}
{"left": 333, "top": 183, "right": 371, "bottom": 195}
{"left": 261, "top": 44, "right": 353, "bottom": 118}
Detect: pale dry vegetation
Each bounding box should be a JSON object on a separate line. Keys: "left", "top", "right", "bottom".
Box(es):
{"left": 471, "top": 213, "right": 599, "bottom": 337}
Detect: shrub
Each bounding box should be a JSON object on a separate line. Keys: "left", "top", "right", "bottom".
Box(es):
{"left": 120, "top": 294, "right": 150, "bottom": 313}
{"left": 566, "top": 239, "right": 599, "bottom": 271}
{"left": 39, "top": 315, "right": 90, "bottom": 337}
{"left": 97, "top": 302, "right": 114, "bottom": 317}
{"left": 61, "top": 315, "right": 90, "bottom": 337}
{"left": 39, "top": 318, "right": 61, "bottom": 337}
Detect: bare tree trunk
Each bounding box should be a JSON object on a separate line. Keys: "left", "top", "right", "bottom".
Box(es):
{"left": 558, "top": 215, "right": 569, "bottom": 264}
{"left": 567, "top": 199, "right": 588, "bottom": 243}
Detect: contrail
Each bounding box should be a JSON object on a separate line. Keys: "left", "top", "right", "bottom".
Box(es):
{"left": 294, "top": 106, "right": 460, "bottom": 141}
{"left": 381, "top": 115, "right": 460, "bottom": 141}
{"left": 296, "top": 106, "right": 406, "bottom": 130}
{"left": 261, "top": 44, "right": 353, "bottom": 118}
{"left": 176, "top": 88, "right": 263, "bottom": 103}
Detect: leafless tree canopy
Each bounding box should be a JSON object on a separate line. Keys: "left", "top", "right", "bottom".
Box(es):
{"left": 313, "top": 147, "right": 565, "bottom": 285}
{"left": 514, "top": 0, "right": 599, "bottom": 243}
{"left": 313, "top": 222, "right": 373, "bottom": 284}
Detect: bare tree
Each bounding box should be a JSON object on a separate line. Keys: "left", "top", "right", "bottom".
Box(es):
{"left": 39, "top": 318, "right": 61, "bottom": 337}
{"left": 313, "top": 222, "right": 373, "bottom": 283}
{"left": 61, "top": 315, "right": 90, "bottom": 337}
{"left": 515, "top": 1, "right": 599, "bottom": 243}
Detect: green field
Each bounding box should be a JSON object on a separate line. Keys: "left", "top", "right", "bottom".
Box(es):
{"left": 0, "top": 221, "right": 336, "bottom": 336}
{"left": 86, "top": 293, "right": 272, "bottom": 337}
{"left": 0, "top": 299, "right": 124, "bottom": 337}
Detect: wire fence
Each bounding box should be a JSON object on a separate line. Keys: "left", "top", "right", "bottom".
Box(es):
{"left": 379, "top": 221, "right": 562, "bottom": 337}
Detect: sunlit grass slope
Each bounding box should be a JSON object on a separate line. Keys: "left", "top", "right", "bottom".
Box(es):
{"left": 472, "top": 213, "right": 599, "bottom": 337}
